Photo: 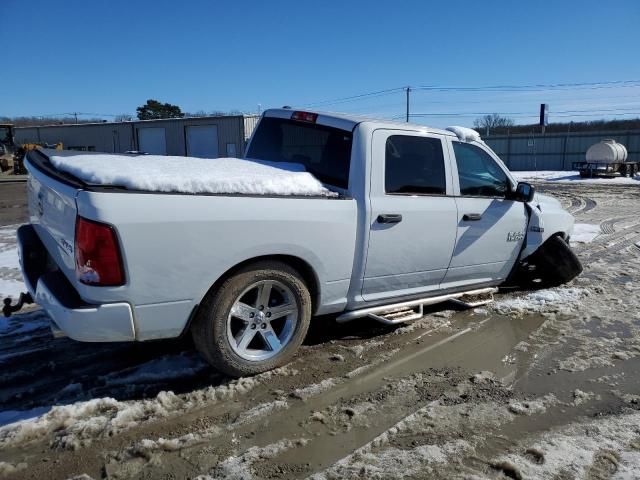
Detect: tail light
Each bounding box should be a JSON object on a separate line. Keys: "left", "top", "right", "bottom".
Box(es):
{"left": 291, "top": 111, "right": 318, "bottom": 123}
{"left": 75, "top": 216, "right": 125, "bottom": 286}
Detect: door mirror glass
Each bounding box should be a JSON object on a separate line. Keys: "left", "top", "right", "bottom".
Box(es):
{"left": 514, "top": 182, "right": 535, "bottom": 202}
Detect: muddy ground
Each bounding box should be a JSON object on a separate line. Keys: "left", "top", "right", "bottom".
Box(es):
{"left": 0, "top": 180, "right": 639, "bottom": 479}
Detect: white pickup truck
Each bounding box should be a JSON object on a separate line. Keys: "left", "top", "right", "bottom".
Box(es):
{"left": 12, "top": 109, "right": 581, "bottom": 376}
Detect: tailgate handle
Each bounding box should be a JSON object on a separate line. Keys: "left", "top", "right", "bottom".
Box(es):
{"left": 377, "top": 214, "right": 403, "bottom": 224}
{"left": 463, "top": 213, "right": 483, "bottom": 221}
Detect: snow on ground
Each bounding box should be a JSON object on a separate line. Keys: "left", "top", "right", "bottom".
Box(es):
{"left": 0, "top": 310, "right": 49, "bottom": 338}
{"left": 0, "top": 248, "right": 20, "bottom": 270}
{"left": 491, "top": 287, "right": 590, "bottom": 316}
{"left": 512, "top": 170, "right": 640, "bottom": 184}
{"left": 47, "top": 150, "right": 336, "bottom": 196}
{"left": 0, "top": 407, "right": 51, "bottom": 428}
{"left": 0, "top": 225, "right": 25, "bottom": 299}
{"left": 198, "top": 438, "right": 309, "bottom": 480}
{"left": 571, "top": 223, "right": 601, "bottom": 244}
{"left": 497, "top": 411, "right": 640, "bottom": 478}
{"left": 0, "top": 278, "right": 26, "bottom": 300}
{"left": 0, "top": 365, "right": 298, "bottom": 450}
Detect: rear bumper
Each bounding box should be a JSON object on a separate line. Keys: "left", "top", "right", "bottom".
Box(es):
{"left": 18, "top": 225, "right": 136, "bottom": 342}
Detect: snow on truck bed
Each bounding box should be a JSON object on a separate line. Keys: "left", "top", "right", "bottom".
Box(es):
{"left": 46, "top": 150, "right": 336, "bottom": 196}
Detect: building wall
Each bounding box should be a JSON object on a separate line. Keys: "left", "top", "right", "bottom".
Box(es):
{"left": 15, "top": 115, "right": 250, "bottom": 157}
{"left": 15, "top": 123, "right": 135, "bottom": 153}
{"left": 485, "top": 130, "right": 640, "bottom": 171}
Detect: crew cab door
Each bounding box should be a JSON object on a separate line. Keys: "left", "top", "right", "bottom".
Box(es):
{"left": 440, "top": 140, "right": 527, "bottom": 288}
{"left": 362, "top": 130, "right": 458, "bottom": 302}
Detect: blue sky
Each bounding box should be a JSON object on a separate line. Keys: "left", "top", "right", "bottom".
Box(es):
{"left": 2, "top": 0, "right": 640, "bottom": 127}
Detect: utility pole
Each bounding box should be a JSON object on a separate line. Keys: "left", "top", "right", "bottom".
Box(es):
{"left": 405, "top": 86, "right": 411, "bottom": 122}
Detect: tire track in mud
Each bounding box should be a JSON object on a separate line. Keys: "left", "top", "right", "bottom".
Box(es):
{"left": 568, "top": 195, "right": 597, "bottom": 216}
{"left": 599, "top": 216, "right": 637, "bottom": 235}
{"left": 579, "top": 229, "right": 640, "bottom": 261}
{"left": 550, "top": 192, "right": 597, "bottom": 216}
{"left": 113, "top": 315, "right": 540, "bottom": 479}
{"left": 577, "top": 217, "right": 640, "bottom": 257}
{"left": 0, "top": 313, "right": 544, "bottom": 480}
{"left": 590, "top": 234, "right": 640, "bottom": 260}
{"left": 567, "top": 196, "right": 583, "bottom": 214}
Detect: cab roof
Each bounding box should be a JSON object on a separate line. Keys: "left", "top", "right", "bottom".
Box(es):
{"left": 263, "top": 108, "right": 458, "bottom": 138}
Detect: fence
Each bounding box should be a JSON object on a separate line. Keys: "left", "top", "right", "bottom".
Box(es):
{"left": 484, "top": 130, "right": 640, "bottom": 171}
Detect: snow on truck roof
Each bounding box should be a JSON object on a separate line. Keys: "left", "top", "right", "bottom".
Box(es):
{"left": 264, "top": 108, "right": 480, "bottom": 142}
{"left": 44, "top": 150, "right": 336, "bottom": 197}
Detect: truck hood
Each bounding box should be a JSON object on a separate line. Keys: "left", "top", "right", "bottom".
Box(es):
{"left": 532, "top": 192, "right": 562, "bottom": 211}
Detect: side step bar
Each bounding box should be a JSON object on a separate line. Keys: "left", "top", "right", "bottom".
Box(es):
{"left": 336, "top": 287, "right": 497, "bottom": 325}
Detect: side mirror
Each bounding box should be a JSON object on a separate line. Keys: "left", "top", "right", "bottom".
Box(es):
{"left": 513, "top": 182, "right": 535, "bottom": 202}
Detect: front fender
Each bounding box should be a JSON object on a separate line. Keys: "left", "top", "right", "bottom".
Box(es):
{"left": 520, "top": 194, "right": 575, "bottom": 259}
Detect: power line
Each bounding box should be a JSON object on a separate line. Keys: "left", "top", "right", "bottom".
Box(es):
{"left": 301, "top": 87, "right": 405, "bottom": 108}
{"left": 300, "top": 80, "right": 640, "bottom": 111}
{"left": 406, "top": 106, "right": 640, "bottom": 117}
{"left": 413, "top": 80, "right": 640, "bottom": 93}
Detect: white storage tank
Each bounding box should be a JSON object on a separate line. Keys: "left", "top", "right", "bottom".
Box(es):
{"left": 586, "top": 139, "right": 628, "bottom": 163}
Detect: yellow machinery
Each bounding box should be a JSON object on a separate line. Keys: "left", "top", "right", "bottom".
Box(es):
{"left": 13, "top": 143, "right": 63, "bottom": 174}
{"left": 0, "top": 124, "right": 16, "bottom": 173}
{"left": 0, "top": 124, "right": 63, "bottom": 175}
{"left": 0, "top": 124, "right": 63, "bottom": 174}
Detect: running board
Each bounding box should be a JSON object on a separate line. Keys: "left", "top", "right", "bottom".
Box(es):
{"left": 336, "top": 287, "right": 498, "bottom": 325}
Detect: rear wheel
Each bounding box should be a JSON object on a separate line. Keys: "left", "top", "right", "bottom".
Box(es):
{"left": 192, "top": 261, "right": 312, "bottom": 377}
{"left": 523, "top": 236, "right": 583, "bottom": 287}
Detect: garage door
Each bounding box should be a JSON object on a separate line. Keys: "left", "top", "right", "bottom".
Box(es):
{"left": 186, "top": 125, "right": 219, "bottom": 158}
{"left": 138, "top": 127, "right": 167, "bottom": 155}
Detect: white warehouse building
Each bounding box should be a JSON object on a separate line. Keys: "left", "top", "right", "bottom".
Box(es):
{"left": 15, "top": 115, "right": 260, "bottom": 158}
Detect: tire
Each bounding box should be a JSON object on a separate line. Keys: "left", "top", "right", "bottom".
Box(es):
{"left": 192, "top": 261, "right": 312, "bottom": 377}
{"left": 526, "top": 236, "right": 583, "bottom": 287}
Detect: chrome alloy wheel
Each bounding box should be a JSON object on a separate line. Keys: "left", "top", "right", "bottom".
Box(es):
{"left": 226, "top": 280, "right": 299, "bottom": 361}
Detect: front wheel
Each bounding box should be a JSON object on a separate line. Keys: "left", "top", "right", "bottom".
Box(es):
{"left": 192, "top": 261, "right": 312, "bottom": 377}
{"left": 523, "top": 235, "right": 583, "bottom": 288}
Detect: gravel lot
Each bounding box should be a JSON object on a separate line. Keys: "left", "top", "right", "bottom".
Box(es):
{"left": 0, "top": 179, "right": 639, "bottom": 479}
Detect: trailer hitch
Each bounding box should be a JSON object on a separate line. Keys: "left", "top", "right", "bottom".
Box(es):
{"left": 3, "top": 292, "right": 33, "bottom": 317}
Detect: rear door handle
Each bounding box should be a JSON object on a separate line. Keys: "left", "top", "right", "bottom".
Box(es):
{"left": 462, "top": 213, "right": 482, "bottom": 221}
{"left": 377, "top": 214, "right": 403, "bottom": 224}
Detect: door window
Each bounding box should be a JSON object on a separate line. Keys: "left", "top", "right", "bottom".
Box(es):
{"left": 453, "top": 142, "right": 509, "bottom": 197}
{"left": 385, "top": 136, "right": 446, "bottom": 195}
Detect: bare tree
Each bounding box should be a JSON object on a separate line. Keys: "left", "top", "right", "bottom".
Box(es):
{"left": 473, "top": 114, "right": 515, "bottom": 133}
{"left": 115, "top": 114, "right": 133, "bottom": 122}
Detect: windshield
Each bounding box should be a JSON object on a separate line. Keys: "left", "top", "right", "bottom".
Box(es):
{"left": 246, "top": 117, "right": 352, "bottom": 189}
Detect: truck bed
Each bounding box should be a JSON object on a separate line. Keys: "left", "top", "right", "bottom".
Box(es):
{"left": 31, "top": 149, "right": 342, "bottom": 198}
{"left": 23, "top": 149, "right": 358, "bottom": 342}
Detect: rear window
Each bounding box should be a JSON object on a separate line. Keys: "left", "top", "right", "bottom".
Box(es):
{"left": 246, "top": 117, "right": 352, "bottom": 189}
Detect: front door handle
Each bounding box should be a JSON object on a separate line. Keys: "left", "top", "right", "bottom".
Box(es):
{"left": 463, "top": 213, "right": 483, "bottom": 221}
{"left": 377, "top": 214, "right": 403, "bottom": 224}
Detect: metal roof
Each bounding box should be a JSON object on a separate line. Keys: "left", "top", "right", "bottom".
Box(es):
{"left": 14, "top": 114, "right": 256, "bottom": 130}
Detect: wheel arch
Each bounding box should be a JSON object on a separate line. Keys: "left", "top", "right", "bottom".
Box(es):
{"left": 192, "top": 254, "right": 320, "bottom": 325}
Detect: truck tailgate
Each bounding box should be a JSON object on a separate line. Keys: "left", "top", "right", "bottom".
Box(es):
{"left": 25, "top": 158, "right": 80, "bottom": 291}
